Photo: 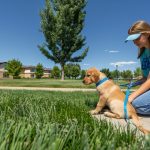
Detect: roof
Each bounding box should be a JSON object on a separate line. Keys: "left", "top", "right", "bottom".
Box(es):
{"left": 0, "top": 62, "right": 7, "bottom": 65}
{"left": 22, "top": 65, "right": 51, "bottom": 71}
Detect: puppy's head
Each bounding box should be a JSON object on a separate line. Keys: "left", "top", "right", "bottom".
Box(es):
{"left": 83, "top": 67, "right": 106, "bottom": 85}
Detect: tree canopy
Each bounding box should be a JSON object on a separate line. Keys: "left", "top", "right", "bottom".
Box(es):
{"left": 38, "top": 0, "right": 88, "bottom": 80}
{"left": 5, "top": 59, "right": 22, "bottom": 79}
{"left": 35, "top": 63, "right": 44, "bottom": 79}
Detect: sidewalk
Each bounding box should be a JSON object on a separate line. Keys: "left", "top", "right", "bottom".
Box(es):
{"left": 93, "top": 114, "right": 150, "bottom": 135}
{"left": 0, "top": 86, "right": 96, "bottom": 92}
{"left": 0, "top": 86, "right": 135, "bottom": 92}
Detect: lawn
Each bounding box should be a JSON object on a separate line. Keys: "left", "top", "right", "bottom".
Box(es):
{"left": 0, "top": 90, "right": 149, "bottom": 150}
{"left": 0, "top": 78, "right": 138, "bottom": 90}
{"left": 0, "top": 78, "right": 94, "bottom": 88}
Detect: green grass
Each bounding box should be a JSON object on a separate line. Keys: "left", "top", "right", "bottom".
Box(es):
{"left": 0, "top": 79, "right": 94, "bottom": 88}
{"left": 0, "top": 78, "right": 139, "bottom": 90}
{"left": 0, "top": 90, "right": 149, "bottom": 150}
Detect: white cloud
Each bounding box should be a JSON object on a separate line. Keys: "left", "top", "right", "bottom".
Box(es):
{"left": 109, "top": 50, "right": 119, "bottom": 53}
{"left": 83, "top": 63, "right": 90, "bottom": 66}
{"left": 104, "top": 50, "right": 119, "bottom": 53}
{"left": 110, "top": 61, "right": 137, "bottom": 67}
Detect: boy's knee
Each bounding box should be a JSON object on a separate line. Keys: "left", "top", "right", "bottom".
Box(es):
{"left": 131, "top": 100, "right": 138, "bottom": 108}
{"left": 132, "top": 101, "right": 150, "bottom": 115}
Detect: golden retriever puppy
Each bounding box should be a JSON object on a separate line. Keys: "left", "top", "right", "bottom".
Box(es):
{"left": 83, "top": 67, "right": 150, "bottom": 135}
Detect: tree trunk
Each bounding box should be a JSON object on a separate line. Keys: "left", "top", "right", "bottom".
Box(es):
{"left": 61, "top": 64, "right": 64, "bottom": 81}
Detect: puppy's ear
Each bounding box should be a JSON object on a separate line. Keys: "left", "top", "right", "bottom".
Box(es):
{"left": 99, "top": 71, "right": 107, "bottom": 78}
{"left": 91, "top": 68, "right": 100, "bottom": 82}
{"left": 93, "top": 69, "right": 100, "bottom": 77}
{"left": 88, "top": 67, "right": 100, "bottom": 77}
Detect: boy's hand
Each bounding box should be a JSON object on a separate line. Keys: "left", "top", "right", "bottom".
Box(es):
{"left": 128, "top": 92, "right": 138, "bottom": 103}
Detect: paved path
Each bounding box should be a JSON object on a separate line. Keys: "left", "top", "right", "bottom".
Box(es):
{"left": 0, "top": 86, "right": 135, "bottom": 92}
{"left": 0, "top": 86, "right": 96, "bottom": 92}
{"left": 93, "top": 114, "right": 150, "bottom": 135}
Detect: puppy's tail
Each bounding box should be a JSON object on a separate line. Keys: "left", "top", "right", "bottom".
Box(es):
{"left": 131, "top": 114, "right": 150, "bottom": 135}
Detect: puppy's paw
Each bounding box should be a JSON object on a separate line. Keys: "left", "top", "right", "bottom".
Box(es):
{"left": 104, "top": 112, "right": 110, "bottom": 117}
{"left": 90, "top": 109, "right": 99, "bottom": 115}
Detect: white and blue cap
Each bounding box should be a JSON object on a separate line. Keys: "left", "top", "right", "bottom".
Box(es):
{"left": 125, "top": 33, "right": 141, "bottom": 42}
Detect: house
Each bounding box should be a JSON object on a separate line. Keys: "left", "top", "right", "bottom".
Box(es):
{"left": 0, "top": 62, "right": 8, "bottom": 78}
{"left": 0, "top": 62, "right": 51, "bottom": 79}
{"left": 20, "top": 66, "right": 51, "bottom": 78}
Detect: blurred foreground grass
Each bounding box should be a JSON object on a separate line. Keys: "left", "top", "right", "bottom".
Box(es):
{"left": 0, "top": 90, "right": 149, "bottom": 150}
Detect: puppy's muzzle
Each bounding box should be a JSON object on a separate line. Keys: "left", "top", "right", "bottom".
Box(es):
{"left": 82, "top": 79, "right": 86, "bottom": 84}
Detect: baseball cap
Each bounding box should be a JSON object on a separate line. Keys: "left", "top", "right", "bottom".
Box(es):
{"left": 125, "top": 33, "right": 141, "bottom": 42}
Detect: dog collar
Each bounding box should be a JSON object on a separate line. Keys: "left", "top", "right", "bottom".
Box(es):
{"left": 96, "top": 77, "right": 109, "bottom": 87}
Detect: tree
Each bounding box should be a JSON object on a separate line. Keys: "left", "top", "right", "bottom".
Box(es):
{"left": 64, "top": 63, "right": 81, "bottom": 79}
{"left": 71, "top": 64, "right": 81, "bottom": 79}
{"left": 100, "top": 68, "right": 112, "bottom": 79}
{"left": 51, "top": 66, "right": 60, "bottom": 79}
{"left": 80, "top": 69, "right": 86, "bottom": 79}
{"left": 134, "top": 67, "right": 142, "bottom": 78}
{"left": 111, "top": 70, "right": 120, "bottom": 80}
{"left": 120, "top": 70, "right": 133, "bottom": 80}
{"left": 5, "top": 59, "right": 22, "bottom": 79}
{"left": 35, "top": 63, "right": 44, "bottom": 79}
{"left": 38, "top": 0, "right": 88, "bottom": 80}
{"left": 64, "top": 63, "right": 72, "bottom": 79}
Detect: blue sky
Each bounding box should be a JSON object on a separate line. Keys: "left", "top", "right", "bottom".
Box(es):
{"left": 0, "top": 0, "right": 150, "bottom": 71}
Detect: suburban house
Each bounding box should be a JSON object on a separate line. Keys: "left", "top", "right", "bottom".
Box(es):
{"left": 0, "top": 62, "right": 51, "bottom": 79}
{"left": 0, "top": 62, "right": 8, "bottom": 78}
{"left": 20, "top": 66, "right": 51, "bottom": 78}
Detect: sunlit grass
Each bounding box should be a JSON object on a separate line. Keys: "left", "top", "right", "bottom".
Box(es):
{"left": 0, "top": 90, "right": 149, "bottom": 149}
{"left": 0, "top": 79, "right": 94, "bottom": 88}
{"left": 0, "top": 79, "right": 139, "bottom": 90}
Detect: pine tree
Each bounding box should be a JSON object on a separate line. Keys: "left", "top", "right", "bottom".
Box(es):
{"left": 38, "top": 0, "right": 89, "bottom": 80}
